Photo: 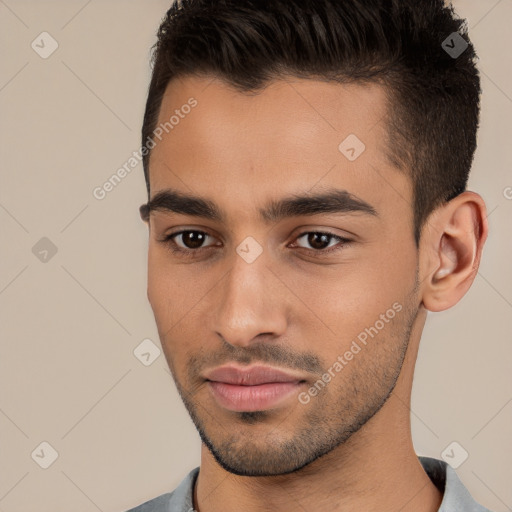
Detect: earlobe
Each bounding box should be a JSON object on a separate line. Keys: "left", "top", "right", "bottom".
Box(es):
{"left": 420, "top": 192, "right": 488, "bottom": 312}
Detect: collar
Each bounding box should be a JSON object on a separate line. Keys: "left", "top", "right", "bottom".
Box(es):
{"left": 164, "top": 456, "right": 491, "bottom": 511}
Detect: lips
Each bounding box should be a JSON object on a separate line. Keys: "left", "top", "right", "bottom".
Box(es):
{"left": 204, "top": 364, "right": 307, "bottom": 412}
{"left": 205, "top": 365, "right": 305, "bottom": 385}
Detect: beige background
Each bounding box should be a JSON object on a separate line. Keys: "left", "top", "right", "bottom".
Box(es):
{"left": 0, "top": 1, "right": 511, "bottom": 511}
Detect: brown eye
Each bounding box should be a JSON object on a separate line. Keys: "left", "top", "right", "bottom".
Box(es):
{"left": 294, "top": 231, "right": 349, "bottom": 253}
{"left": 174, "top": 230, "right": 209, "bottom": 249}
{"left": 159, "top": 230, "right": 219, "bottom": 258}
{"left": 301, "top": 232, "right": 333, "bottom": 250}
{"left": 159, "top": 229, "right": 351, "bottom": 261}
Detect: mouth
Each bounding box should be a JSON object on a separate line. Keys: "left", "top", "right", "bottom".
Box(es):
{"left": 204, "top": 364, "right": 307, "bottom": 412}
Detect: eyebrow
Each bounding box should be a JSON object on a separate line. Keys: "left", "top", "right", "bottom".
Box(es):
{"left": 139, "top": 187, "right": 378, "bottom": 224}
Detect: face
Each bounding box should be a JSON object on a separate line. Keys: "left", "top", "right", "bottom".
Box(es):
{"left": 145, "top": 75, "right": 421, "bottom": 476}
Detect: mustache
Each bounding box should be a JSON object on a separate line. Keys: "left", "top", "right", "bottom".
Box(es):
{"left": 187, "top": 339, "right": 325, "bottom": 379}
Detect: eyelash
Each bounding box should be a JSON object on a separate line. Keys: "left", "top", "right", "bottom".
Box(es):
{"left": 159, "top": 229, "right": 351, "bottom": 259}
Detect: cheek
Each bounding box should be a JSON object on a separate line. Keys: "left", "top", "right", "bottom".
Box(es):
{"left": 147, "top": 251, "right": 190, "bottom": 374}
{"left": 146, "top": 247, "right": 192, "bottom": 334}
{"left": 147, "top": 248, "right": 170, "bottom": 319}
{"left": 285, "top": 250, "right": 416, "bottom": 347}
{"left": 146, "top": 246, "right": 216, "bottom": 343}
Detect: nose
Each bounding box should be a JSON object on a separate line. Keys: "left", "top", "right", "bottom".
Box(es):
{"left": 213, "top": 252, "right": 288, "bottom": 348}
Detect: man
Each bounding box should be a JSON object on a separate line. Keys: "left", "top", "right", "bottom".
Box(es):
{"left": 128, "top": 0, "right": 492, "bottom": 510}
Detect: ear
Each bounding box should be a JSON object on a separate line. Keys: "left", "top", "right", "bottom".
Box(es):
{"left": 419, "top": 191, "right": 488, "bottom": 312}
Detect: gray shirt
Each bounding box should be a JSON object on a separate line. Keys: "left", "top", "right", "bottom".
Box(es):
{"left": 126, "top": 456, "right": 493, "bottom": 511}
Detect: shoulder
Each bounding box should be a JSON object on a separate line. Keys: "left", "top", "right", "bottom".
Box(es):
{"left": 419, "top": 456, "right": 494, "bottom": 512}
{"left": 125, "top": 492, "right": 174, "bottom": 512}
{"left": 125, "top": 467, "right": 199, "bottom": 512}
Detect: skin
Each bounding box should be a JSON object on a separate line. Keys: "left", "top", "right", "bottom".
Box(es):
{"left": 142, "top": 74, "right": 488, "bottom": 512}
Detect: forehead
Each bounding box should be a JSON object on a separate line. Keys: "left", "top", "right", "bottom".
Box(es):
{"left": 155, "top": 75, "right": 389, "bottom": 158}
{"left": 148, "top": 75, "right": 410, "bottom": 225}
